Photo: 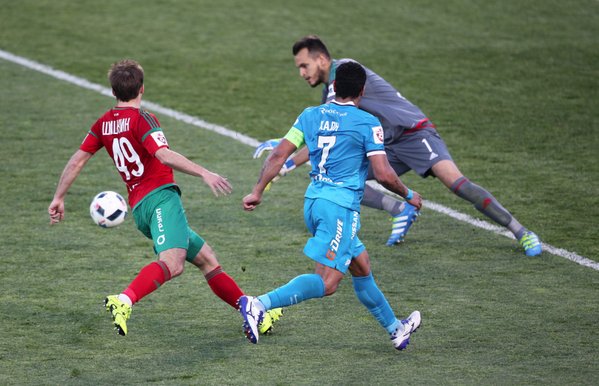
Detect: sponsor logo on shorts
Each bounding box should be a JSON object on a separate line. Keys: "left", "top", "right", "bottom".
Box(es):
{"left": 156, "top": 207, "right": 166, "bottom": 245}
{"left": 326, "top": 218, "right": 344, "bottom": 260}
{"left": 351, "top": 211, "right": 358, "bottom": 239}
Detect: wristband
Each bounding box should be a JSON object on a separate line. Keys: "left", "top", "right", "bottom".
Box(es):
{"left": 284, "top": 159, "right": 296, "bottom": 171}
{"left": 405, "top": 189, "right": 413, "bottom": 201}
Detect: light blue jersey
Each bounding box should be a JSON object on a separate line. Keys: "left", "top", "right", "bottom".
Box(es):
{"left": 284, "top": 101, "right": 386, "bottom": 212}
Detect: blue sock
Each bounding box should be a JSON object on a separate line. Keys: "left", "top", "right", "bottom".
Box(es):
{"left": 352, "top": 273, "right": 399, "bottom": 334}
{"left": 257, "top": 294, "right": 272, "bottom": 310}
{"left": 259, "top": 274, "right": 325, "bottom": 309}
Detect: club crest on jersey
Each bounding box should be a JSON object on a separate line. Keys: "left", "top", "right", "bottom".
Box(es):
{"left": 151, "top": 131, "right": 168, "bottom": 146}
{"left": 372, "top": 126, "right": 384, "bottom": 144}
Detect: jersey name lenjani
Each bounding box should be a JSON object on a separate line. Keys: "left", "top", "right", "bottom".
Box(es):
{"left": 102, "top": 118, "right": 131, "bottom": 135}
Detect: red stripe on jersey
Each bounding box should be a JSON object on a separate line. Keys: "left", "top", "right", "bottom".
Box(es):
{"left": 403, "top": 118, "right": 436, "bottom": 135}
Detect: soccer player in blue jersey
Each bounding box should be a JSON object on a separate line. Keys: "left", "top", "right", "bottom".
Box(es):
{"left": 241, "top": 62, "right": 422, "bottom": 350}
{"left": 254, "top": 35, "right": 542, "bottom": 257}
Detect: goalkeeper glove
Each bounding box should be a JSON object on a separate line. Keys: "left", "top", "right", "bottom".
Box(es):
{"left": 265, "top": 159, "right": 294, "bottom": 191}
{"left": 253, "top": 138, "right": 282, "bottom": 159}
{"left": 279, "top": 159, "right": 296, "bottom": 176}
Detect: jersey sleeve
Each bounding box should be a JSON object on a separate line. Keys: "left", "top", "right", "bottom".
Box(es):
{"left": 365, "top": 117, "right": 386, "bottom": 157}
{"left": 79, "top": 120, "right": 104, "bottom": 154}
{"left": 284, "top": 115, "right": 306, "bottom": 148}
{"left": 139, "top": 111, "right": 169, "bottom": 155}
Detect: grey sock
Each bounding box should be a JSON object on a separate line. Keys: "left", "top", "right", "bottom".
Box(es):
{"left": 362, "top": 184, "right": 404, "bottom": 216}
{"left": 451, "top": 177, "right": 524, "bottom": 237}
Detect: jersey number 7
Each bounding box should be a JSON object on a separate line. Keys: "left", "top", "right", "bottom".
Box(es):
{"left": 317, "top": 135, "right": 336, "bottom": 174}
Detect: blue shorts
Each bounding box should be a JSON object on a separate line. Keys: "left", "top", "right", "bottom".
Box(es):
{"left": 133, "top": 186, "right": 205, "bottom": 262}
{"left": 303, "top": 198, "right": 365, "bottom": 273}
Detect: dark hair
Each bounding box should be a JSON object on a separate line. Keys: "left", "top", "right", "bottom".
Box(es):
{"left": 108, "top": 59, "right": 144, "bottom": 102}
{"left": 292, "top": 35, "right": 331, "bottom": 59}
{"left": 334, "top": 61, "right": 366, "bottom": 99}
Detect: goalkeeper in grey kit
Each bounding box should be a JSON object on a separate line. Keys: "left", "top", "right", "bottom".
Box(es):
{"left": 254, "top": 35, "right": 542, "bottom": 257}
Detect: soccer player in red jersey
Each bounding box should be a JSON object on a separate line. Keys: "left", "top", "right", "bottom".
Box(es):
{"left": 48, "top": 59, "right": 282, "bottom": 336}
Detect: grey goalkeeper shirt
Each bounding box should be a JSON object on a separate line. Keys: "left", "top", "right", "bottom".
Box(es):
{"left": 322, "top": 59, "right": 431, "bottom": 140}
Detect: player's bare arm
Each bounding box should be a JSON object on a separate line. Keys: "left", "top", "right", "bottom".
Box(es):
{"left": 370, "top": 154, "right": 422, "bottom": 210}
{"left": 154, "top": 147, "right": 232, "bottom": 196}
{"left": 243, "top": 139, "right": 297, "bottom": 211}
{"left": 48, "top": 149, "right": 94, "bottom": 224}
{"left": 288, "top": 146, "right": 309, "bottom": 168}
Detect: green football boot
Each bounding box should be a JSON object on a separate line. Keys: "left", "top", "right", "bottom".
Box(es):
{"left": 258, "top": 307, "right": 284, "bottom": 335}
{"left": 519, "top": 231, "right": 542, "bottom": 257}
{"left": 104, "top": 295, "right": 132, "bottom": 336}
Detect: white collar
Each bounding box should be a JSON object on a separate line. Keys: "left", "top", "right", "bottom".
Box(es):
{"left": 331, "top": 100, "right": 356, "bottom": 107}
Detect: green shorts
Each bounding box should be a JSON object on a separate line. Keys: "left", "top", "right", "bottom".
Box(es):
{"left": 133, "top": 186, "right": 205, "bottom": 262}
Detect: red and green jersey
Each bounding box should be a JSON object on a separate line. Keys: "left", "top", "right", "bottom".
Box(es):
{"left": 80, "top": 106, "right": 174, "bottom": 208}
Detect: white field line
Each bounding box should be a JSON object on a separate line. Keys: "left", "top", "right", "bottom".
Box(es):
{"left": 2, "top": 48, "right": 596, "bottom": 271}
{"left": 0, "top": 50, "right": 261, "bottom": 148}
{"left": 367, "top": 181, "right": 599, "bottom": 270}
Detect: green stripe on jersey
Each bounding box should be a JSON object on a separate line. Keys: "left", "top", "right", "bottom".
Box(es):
{"left": 141, "top": 127, "right": 163, "bottom": 143}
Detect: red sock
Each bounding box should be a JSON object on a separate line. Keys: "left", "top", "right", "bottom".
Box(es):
{"left": 205, "top": 266, "right": 244, "bottom": 309}
{"left": 122, "top": 261, "right": 171, "bottom": 305}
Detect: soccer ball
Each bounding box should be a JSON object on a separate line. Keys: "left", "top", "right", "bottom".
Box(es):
{"left": 89, "top": 191, "right": 128, "bottom": 228}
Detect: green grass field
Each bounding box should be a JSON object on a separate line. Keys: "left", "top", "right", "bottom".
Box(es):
{"left": 1, "top": 1, "right": 598, "bottom": 384}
